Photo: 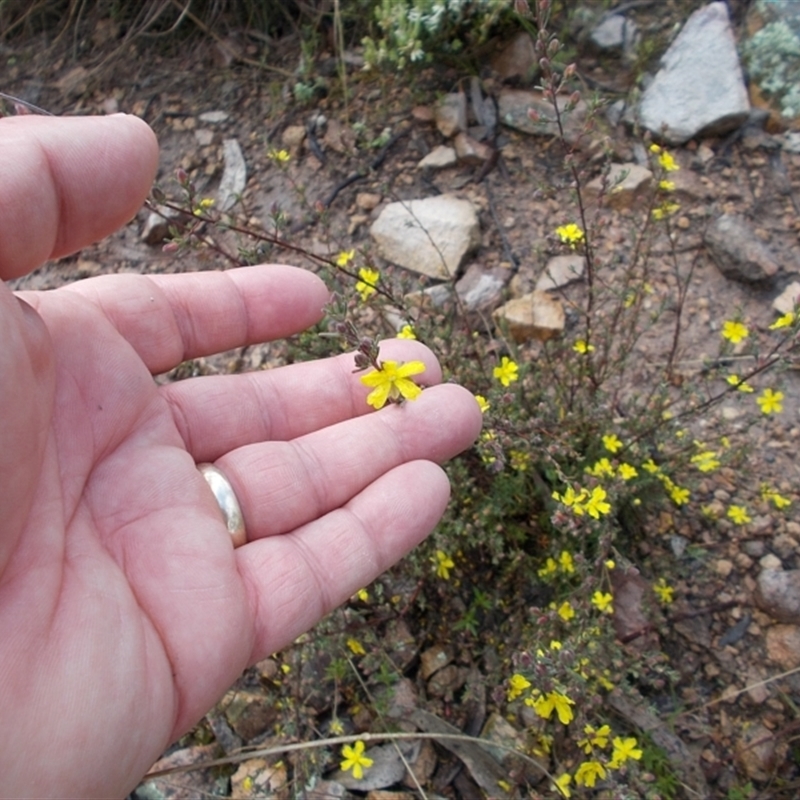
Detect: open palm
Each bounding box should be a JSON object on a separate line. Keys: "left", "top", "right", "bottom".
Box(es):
{"left": 0, "top": 115, "right": 482, "bottom": 798}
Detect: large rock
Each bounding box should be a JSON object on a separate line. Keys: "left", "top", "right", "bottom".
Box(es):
{"left": 755, "top": 569, "right": 800, "bottom": 623}
{"left": 370, "top": 195, "right": 480, "bottom": 279}
{"left": 536, "top": 255, "right": 585, "bottom": 292}
{"left": 498, "top": 89, "right": 587, "bottom": 144}
{"left": 585, "top": 163, "right": 653, "bottom": 210}
{"left": 766, "top": 624, "right": 800, "bottom": 669}
{"left": 493, "top": 291, "right": 565, "bottom": 342}
{"left": 639, "top": 3, "right": 750, "bottom": 144}
{"left": 435, "top": 92, "right": 468, "bottom": 138}
{"left": 704, "top": 214, "right": 779, "bottom": 283}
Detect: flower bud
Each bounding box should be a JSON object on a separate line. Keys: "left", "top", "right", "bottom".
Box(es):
{"left": 547, "top": 38, "right": 560, "bottom": 57}
{"left": 175, "top": 168, "right": 188, "bottom": 185}
{"left": 162, "top": 241, "right": 179, "bottom": 254}
{"left": 564, "top": 62, "right": 576, "bottom": 79}
{"left": 527, "top": 108, "right": 540, "bottom": 123}
{"left": 514, "top": 0, "right": 531, "bottom": 14}
{"left": 539, "top": 56, "right": 550, "bottom": 72}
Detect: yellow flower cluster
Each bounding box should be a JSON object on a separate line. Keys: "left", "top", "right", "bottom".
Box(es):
{"left": 552, "top": 485, "right": 611, "bottom": 519}
{"left": 538, "top": 550, "right": 575, "bottom": 577}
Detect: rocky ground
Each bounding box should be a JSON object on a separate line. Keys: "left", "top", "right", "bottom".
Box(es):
{"left": 5, "top": 1, "right": 800, "bottom": 797}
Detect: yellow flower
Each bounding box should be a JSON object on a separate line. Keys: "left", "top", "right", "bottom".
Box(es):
{"left": 579, "top": 724, "right": 612, "bottom": 753}
{"left": 610, "top": 736, "right": 643, "bottom": 768}
{"left": 602, "top": 433, "right": 623, "bottom": 453}
{"left": 727, "top": 505, "right": 751, "bottom": 525}
{"left": 474, "top": 395, "right": 490, "bottom": 413}
{"left": 726, "top": 374, "right": 754, "bottom": 392}
{"left": 336, "top": 249, "right": 355, "bottom": 267}
{"left": 770, "top": 311, "right": 796, "bottom": 330}
{"left": 356, "top": 588, "right": 369, "bottom": 602}
{"left": 347, "top": 638, "right": 366, "bottom": 655}
{"left": 559, "top": 550, "right": 575, "bottom": 574}
{"left": 510, "top": 449, "right": 530, "bottom": 471}
{"left": 340, "top": 740, "right": 373, "bottom": 780}
{"left": 550, "top": 640, "right": 562, "bottom": 650}
{"left": 268, "top": 148, "right": 291, "bottom": 164}
{"left": 556, "top": 223, "right": 585, "bottom": 248}
{"left": 721, "top": 320, "right": 748, "bottom": 344}
{"left": 434, "top": 550, "right": 455, "bottom": 580}
{"left": 538, "top": 557, "right": 558, "bottom": 577}
{"left": 762, "top": 487, "right": 791, "bottom": 509}
{"left": 657, "top": 150, "right": 679, "bottom": 172}
{"left": 658, "top": 179, "right": 675, "bottom": 191}
{"left": 533, "top": 691, "right": 575, "bottom": 725}
{"left": 584, "top": 486, "right": 611, "bottom": 519}
{"left": 653, "top": 578, "right": 674, "bottom": 604}
{"left": 573, "top": 339, "right": 595, "bottom": 354}
{"left": 642, "top": 458, "right": 660, "bottom": 474}
{"left": 575, "top": 759, "right": 607, "bottom": 788}
{"left": 193, "top": 197, "right": 215, "bottom": 216}
{"left": 507, "top": 672, "right": 531, "bottom": 701}
{"left": 396, "top": 324, "right": 417, "bottom": 340}
{"left": 757, "top": 388, "right": 784, "bottom": 415}
{"left": 557, "top": 601, "right": 575, "bottom": 622}
{"left": 618, "top": 463, "right": 638, "bottom": 481}
{"left": 591, "top": 591, "right": 614, "bottom": 614}
{"left": 355, "top": 267, "right": 380, "bottom": 301}
{"left": 553, "top": 773, "right": 572, "bottom": 798}
{"left": 586, "top": 457, "right": 615, "bottom": 478}
{"left": 360, "top": 360, "right": 426, "bottom": 409}
{"left": 493, "top": 356, "right": 519, "bottom": 387}
{"left": 605, "top": 559, "right": 616, "bottom": 570}
{"left": 652, "top": 201, "right": 680, "bottom": 219}
{"left": 553, "top": 485, "right": 588, "bottom": 514}
{"left": 691, "top": 450, "right": 720, "bottom": 472}
{"left": 329, "top": 718, "right": 345, "bottom": 735}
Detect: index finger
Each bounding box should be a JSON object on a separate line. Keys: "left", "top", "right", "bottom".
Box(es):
{"left": 0, "top": 114, "right": 158, "bottom": 280}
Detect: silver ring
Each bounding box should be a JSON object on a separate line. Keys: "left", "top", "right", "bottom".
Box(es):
{"left": 198, "top": 463, "right": 247, "bottom": 548}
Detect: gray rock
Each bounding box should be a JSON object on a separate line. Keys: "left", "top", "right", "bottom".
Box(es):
{"left": 370, "top": 195, "right": 480, "bottom": 279}
{"left": 498, "top": 89, "right": 587, "bottom": 144}
{"left": 417, "top": 145, "right": 457, "bottom": 169}
{"left": 453, "top": 132, "right": 493, "bottom": 165}
{"left": 773, "top": 281, "right": 800, "bottom": 314}
{"left": 639, "top": 2, "right": 750, "bottom": 144}
{"left": 590, "top": 14, "right": 639, "bottom": 58}
{"left": 456, "top": 264, "right": 506, "bottom": 311}
{"left": 435, "top": 92, "right": 468, "bottom": 138}
{"left": 755, "top": 569, "right": 800, "bottom": 623}
{"left": 199, "top": 110, "right": 229, "bottom": 124}
{"left": 585, "top": 162, "right": 653, "bottom": 209}
{"left": 735, "top": 721, "right": 786, "bottom": 781}
{"left": 217, "top": 138, "right": 246, "bottom": 212}
{"left": 536, "top": 255, "right": 585, "bottom": 291}
{"left": 140, "top": 205, "right": 184, "bottom": 246}
{"left": 704, "top": 214, "right": 779, "bottom": 283}
{"left": 491, "top": 31, "right": 536, "bottom": 81}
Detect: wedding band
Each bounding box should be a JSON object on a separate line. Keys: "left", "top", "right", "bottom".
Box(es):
{"left": 198, "top": 463, "right": 247, "bottom": 548}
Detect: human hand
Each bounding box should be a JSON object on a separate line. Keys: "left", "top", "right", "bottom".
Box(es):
{"left": 0, "top": 115, "right": 482, "bottom": 798}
